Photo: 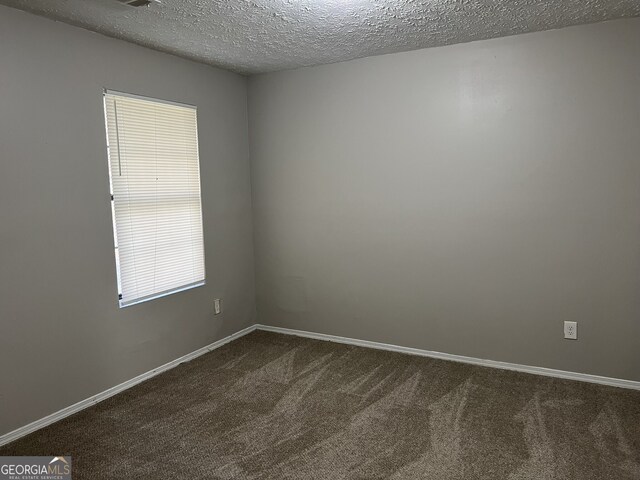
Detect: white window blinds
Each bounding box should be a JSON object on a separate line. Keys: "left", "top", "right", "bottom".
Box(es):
{"left": 103, "top": 91, "right": 205, "bottom": 307}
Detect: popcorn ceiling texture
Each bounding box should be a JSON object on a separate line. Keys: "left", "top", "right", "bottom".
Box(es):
{"left": 2, "top": 0, "right": 640, "bottom": 74}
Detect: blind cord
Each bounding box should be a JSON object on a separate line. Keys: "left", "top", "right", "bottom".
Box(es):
{"left": 113, "top": 100, "right": 123, "bottom": 177}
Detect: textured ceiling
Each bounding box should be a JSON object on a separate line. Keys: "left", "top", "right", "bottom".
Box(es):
{"left": 2, "top": 0, "right": 640, "bottom": 74}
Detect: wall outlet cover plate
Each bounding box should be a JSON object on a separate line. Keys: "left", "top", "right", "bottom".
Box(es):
{"left": 564, "top": 321, "right": 577, "bottom": 340}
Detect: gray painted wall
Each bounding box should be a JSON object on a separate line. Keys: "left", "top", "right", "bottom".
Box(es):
{"left": 0, "top": 6, "right": 255, "bottom": 435}
{"left": 249, "top": 18, "right": 640, "bottom": 382}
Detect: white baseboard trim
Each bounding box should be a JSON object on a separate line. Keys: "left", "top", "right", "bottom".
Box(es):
{"left": 0, "top": 324, "right": 257, "bottom": 447}
{"left": 255, "top": 324, "right": 640, "bottom": 391}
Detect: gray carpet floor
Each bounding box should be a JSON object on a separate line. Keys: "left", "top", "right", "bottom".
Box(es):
{"left": 2, "top": 330, "right": 640, "bottom": 479}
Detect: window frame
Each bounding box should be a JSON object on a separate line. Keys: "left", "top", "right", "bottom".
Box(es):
{"left": 102, "top": 89, "right": 206, "bottom": 308}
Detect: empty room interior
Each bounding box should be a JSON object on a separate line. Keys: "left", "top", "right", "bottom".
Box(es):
{"left": 1, "top": 0, "right": 640, "bottom": 478}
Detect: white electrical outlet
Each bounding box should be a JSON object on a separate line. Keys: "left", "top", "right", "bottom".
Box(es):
{"left": 214, "top": 298, "right": 222, "bottom": 315}
{"left": 564, "top": 321, "right": 577, "bottom": 340}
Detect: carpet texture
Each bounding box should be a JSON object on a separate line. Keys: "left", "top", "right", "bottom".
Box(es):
{"left": 2, "top": 330, "right": 640, "bottom": 479}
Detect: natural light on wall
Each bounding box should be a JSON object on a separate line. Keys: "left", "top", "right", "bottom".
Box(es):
{"left": 103, "top": 91, "right": 206, "bottom": 308}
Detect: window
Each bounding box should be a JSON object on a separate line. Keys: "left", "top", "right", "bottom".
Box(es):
{"left": 103, "top": 91, "right": 205, "bottom": 307}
